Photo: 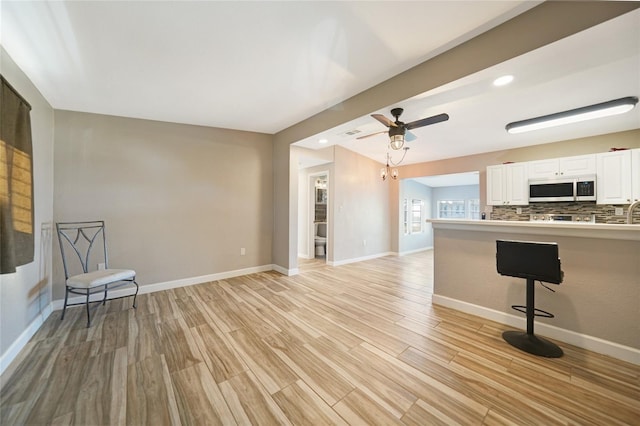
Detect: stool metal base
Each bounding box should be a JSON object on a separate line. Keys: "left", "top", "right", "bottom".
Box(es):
{"left": 503, "top": 330, "right": 563, "bottom": 358}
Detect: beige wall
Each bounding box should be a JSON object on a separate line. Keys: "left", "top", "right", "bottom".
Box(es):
{"left": 53, "top": 111, "right": 273, "bottom": 299}
{"left": 271, "top": 2, "right": 640, "bottom": 269}
{"left": 272, "top": 136, "right": 293, "bottom": 270}
{"left": 0, "top": 48, "right": 55, "bottom": 360}
{"left": 331, "top": 146, "right": 391, "bottom": 262}
{"left": 433, "top": 227, "right": 640, "bottom": 349}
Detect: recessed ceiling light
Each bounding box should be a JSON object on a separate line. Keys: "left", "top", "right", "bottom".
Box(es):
{"left": 318, "top": 139, "right": 328, "bottom": 144}
{"left": 493, "top": 75, "right": 514, "bottom": 87}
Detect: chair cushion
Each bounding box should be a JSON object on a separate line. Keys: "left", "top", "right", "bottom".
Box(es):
{"left": 67, "top": 269, "right": 136, "bottom": 288}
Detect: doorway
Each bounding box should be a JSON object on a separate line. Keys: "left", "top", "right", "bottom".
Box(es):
{"left": 400, "top": 171, "right": 479, "bottom": 254}
{"left": 309, "top": 173, "right": 328, "bottom": 261}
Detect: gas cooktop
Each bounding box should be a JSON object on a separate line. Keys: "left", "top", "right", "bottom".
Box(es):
{"left": 529, "top": 214, "right": 596, "bottom": 223}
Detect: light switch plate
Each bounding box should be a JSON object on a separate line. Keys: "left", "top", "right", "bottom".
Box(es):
{"left": 615, "top": 207, "right": 624, "bottom": 216}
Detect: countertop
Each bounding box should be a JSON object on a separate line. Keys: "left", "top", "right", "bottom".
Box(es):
{"left": 427, "top": 219, "right": 640, "bottom": 241}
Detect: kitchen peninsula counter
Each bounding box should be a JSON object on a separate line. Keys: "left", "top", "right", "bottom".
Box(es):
{"left": 427, "top": 218, "right": 640, "bottom": 363}
{"left": 428, "top": 218, "right": 640, "bottom": 241}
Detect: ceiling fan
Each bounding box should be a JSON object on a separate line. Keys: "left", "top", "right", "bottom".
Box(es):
{"left": 357, "top": 107, "right": 449, "bottom": 150}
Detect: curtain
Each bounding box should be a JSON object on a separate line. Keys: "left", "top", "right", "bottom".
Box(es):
{"left": 1, "top": 75, "right": 34, "bottom": 274}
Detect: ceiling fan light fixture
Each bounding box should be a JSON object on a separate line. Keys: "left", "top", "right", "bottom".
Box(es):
{"left": 506, "top": 96, "right": 638, "bottom": 134}
{"left": 390, "top": 134, "right": 404, "bottom": 150}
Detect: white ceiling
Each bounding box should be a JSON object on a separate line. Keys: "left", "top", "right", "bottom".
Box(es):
{"left": 0, "top": 1, "right": 535, "bottom": 133}
{"left": 1, "top": 2, "right": 639, "bottom": 170}
{"left": 296, "top": 8, "right": 640, "bottom": 166}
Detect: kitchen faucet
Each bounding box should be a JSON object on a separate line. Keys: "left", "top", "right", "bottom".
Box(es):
{"left": 627, "top": 200, "right": 640, "bottom": 224}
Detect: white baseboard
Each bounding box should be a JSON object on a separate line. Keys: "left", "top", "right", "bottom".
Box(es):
{"left": 272, "top": 264, "right": 299, "bottom": 276}
{"left": 51, "top": 264, "right": 276, "bottom": 310}
{"left": 329, "top": 251, "right": 395, "bottom": 267}
{"left": 398, "top": 246, "right": 433, "bottom": 256}
{"left": 433, "top": 294, "right": 640, "bottom": 365}
{"left": 0, "top": 303, "right": 53, "bottom": 376}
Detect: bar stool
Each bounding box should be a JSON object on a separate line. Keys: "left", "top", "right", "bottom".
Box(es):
{"left": 496, "top": 239, "right": 564, "bottom": 358}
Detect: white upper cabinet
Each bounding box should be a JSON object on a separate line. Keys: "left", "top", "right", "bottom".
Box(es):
{"left": 596, "top": 150, "right": 632, "bottom": 204}
{"left": 561, "top": 154, "right": 597, "bottom": 176}
{"left": 527, "top": 158, "right": 560, "bottom": 179}
{"left": 506, "top": 162, "right": 529, "bottom": 205}
{"left": 528, "top": 154, "right": 596, "bottom": 179}
{"left": 632, "top": 148, "right": 640, "bottom": 203}
{"left": 487, "top": 150, "right": 639, "bottom": 207}
{"left": 486, "top": 162, "right": 529, "bottom": 206}
{"left": 486, "top": 165, "right": 505, "bottom": 206}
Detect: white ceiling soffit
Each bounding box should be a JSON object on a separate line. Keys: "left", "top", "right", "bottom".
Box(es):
{"left": 0, "top": 1, "right": 536, "bottom": 133}
{"left": 411, "top": 172, "right": 480, "bottom": 188}
{"left": 295, "top": 8, "right": 640, "bottom": 166}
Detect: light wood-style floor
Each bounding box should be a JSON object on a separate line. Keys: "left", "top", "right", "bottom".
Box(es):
{"left": 2, "top": 250, "right": 639, "bottom": 425}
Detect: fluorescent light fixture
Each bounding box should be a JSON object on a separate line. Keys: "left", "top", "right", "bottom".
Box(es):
{"left": 506, "top": 96, "right": 638, "bottom": 134}
{"left": 318, "top": 138, "right": 328, "bottom": 144}
{"left": 493, "top": 75, "right": 514, "bottom": 87}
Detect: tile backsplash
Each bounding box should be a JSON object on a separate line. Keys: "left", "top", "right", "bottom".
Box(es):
{"left": 490, "top": 202, "right": 639, "bottom": 224}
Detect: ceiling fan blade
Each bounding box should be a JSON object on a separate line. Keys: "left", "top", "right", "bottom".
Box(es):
{"left": 405, "top": 130, "right": 417, "bottom": 142}
{"left": 371, "top": 114, "right": 398, "bottom": 128}
{"left": 405, "top": 113, "right": 449, "bottom": 130}
{"left": 356, "top": 130, "right": 387, "bottom": 140}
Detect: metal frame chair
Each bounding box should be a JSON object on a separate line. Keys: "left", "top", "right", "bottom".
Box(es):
{"left": 56, "top": 220, "right": 138, "bottom": 327}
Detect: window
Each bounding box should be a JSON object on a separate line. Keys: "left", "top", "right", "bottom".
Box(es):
{"left": 1, "top": 75, "right": 34, "bottom": 274}
{"left": 437, "top": 200, "right": 465, "bottom": 219}
{"left": 411, "top": 199, "right": 423, "bottom": 233}
{"left": 467, "top": 199, "right": 480, "bottom": 219}
{"left": 437, "top": 198, "right": 480, "bottom": 219}
{"left": 0, "top": 140, "right": 32, "bottom": 233}
{"left": 402, "top": 199, "right": 409, "bottom": 235}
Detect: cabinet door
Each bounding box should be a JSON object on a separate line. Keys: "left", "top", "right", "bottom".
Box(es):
{"left": 486, "top": 165, "right": 505, "bottom": 206}
{"left": 596, "top": 150, "right": 632, "bottom": 204}
{"left": 632, "top": 148, "right": 640, "bottom": 203}
{"left": 528, "top": 159, "right": 559, "bottom": 179}
{"left": 560, "top": 154, "right": 596, "bottom": 176}
{"left": 506, "top": 162, "right": 529, "bottom": 205}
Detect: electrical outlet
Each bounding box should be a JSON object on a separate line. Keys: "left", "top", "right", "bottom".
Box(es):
{"left": 362, "top": 239, "right": 367, "bottom": 247}
{"left": 516, "top": 207, "right": 522, "bottom": 214}
{"left": 98, "top": 263, "right": 106, "bottom": 270}
{"left": 615, "top": 207, "right": 624, "bottom": 216}
{"left": 240, "top": 248, "right": 246, "bottom": 255}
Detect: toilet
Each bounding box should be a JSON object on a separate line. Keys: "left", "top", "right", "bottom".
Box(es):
{"left": 314, "top": 222, "right": 327, "bottom": 257}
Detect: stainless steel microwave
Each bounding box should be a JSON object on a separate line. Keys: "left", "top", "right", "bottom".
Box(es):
{"left": 528, "top": 175, "right": 596, "bottom": 202}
